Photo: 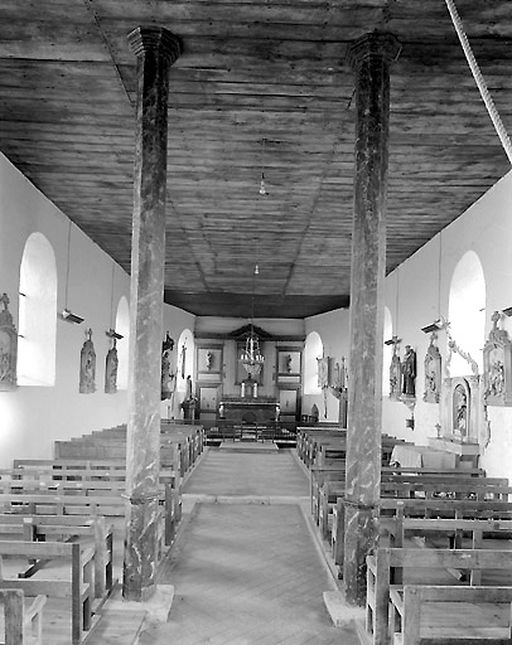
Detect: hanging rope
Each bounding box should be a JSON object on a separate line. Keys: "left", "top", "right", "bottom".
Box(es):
{"left": 444, "top": 0, "right": 512, "bottom": 165}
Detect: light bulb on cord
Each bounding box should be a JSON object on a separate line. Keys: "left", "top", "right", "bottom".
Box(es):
{"left": 259, "top": 172, "right": 268, "bottom": 196}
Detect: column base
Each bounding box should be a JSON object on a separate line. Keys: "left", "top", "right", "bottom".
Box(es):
{"left": 113, "top": 583, "right": 175, "bottom": 622}
{"left": 323, "top": 590, "right": 365, "bottom": 628}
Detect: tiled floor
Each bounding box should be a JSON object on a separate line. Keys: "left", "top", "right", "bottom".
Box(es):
{"left": 137, "top": 444, "right": 358, "bottom": 644}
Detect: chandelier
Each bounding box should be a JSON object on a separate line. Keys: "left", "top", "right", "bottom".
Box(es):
{"left": 241, "top": 329, "right": 264, "bottom": 377}
{"left": 240, "top": 264, "right": 264, "bottom": 377}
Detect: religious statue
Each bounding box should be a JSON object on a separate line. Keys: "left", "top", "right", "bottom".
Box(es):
{"left": 185, "top": 374, "right": 193, "bottom": 400}
{"left": 389, "top": 341, "right": 401, "bottom": 400}
{"left": 79, "top": 328, "right": 96, "bottom": 394}
{"left": 453, "top": 382, "right": 468, "bottom": 437}
{"left": 423, "top": 332, "right": 442, "bottom": 404}
{"left": 179, "top": 342, "right": 187, "bottom": 379}
{"left": 0, "top": 292, "right": 17, "bottom": 391}
{"left": 317, "top": 356, "right": 329, "bottom": 389}
{"left": 483, "top": 311, "right": 512, "bottom": 406}
{"left": 181, "top": 375, "right": 197, "bottom": 420}
{"left": 104, "top": 338, "right": 118, "bottom": 394}
{"left": 161, "top": 331, "right": 175, "bottom": 401}
{"left": 401, "top": 345, "right": 416, "bottom": 397}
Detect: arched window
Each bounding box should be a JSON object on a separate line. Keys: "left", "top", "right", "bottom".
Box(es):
{"left": 304, "top": 331, "right": 323, "bottom": 395}
{"left": 382, "top": 306, "right": 393, "bottom": 396}
{"left": 448, "top": 250, "right": 486, "bottom": 377}
{"left": 17, "top": 232, "right": 57, "bottom": 386}
{"left": 115, "top": 296, "right": 130, "bottom": 391}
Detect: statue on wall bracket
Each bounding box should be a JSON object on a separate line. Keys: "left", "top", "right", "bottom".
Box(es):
{"left": 328, "top": 356, "right": 348, "bottom": 429}
{"left": 161, "top": 331, "right": 175, "bottom": 401}
{"left": 483, "top": 310, "right": 512, "bottom": 406}
{"left": 79, "top": 328, "right": 96, "bottom": 394}
{"left": 401, "top": 345, "right": 417, "bottom": 398}
{"left": 423, "top": 331, "right": 442, "bottom": 403}
{"left": 104, "top": 337, "right": 118, "bottom": 394}
{"left": 0, "top": 292, "right": 18, "bottom": 391}
{"left": 388, "top": 336, "right": 402, "bottom": 400}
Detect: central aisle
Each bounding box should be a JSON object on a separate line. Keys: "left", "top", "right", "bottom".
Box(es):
{"left": 139, "top": 444, "right": 358, "bottom": 644}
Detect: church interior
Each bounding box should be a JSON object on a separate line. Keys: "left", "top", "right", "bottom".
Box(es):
{"left": 1, "top": 1, "right": 512, "bottom": 643}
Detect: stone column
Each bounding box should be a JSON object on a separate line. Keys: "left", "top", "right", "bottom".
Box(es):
{"left": 343, "top": 32, "right": 400, "bottom": 606}
{"left": 123, "top": 26, "right": 182, "bottom": 602}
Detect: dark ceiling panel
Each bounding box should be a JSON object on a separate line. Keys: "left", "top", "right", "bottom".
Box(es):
{"left": 1, "top": 0, "right": 511, "bottom": 317}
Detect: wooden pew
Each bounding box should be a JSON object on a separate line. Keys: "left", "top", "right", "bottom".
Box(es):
{"left": 322, "top": 475, "right": 509, "bottom": 546}
{"left": 331, "top": 496, "right": 512, "bottom": 569}
{"left": 389, "top": 585, "right": 512, "bottom": 644}
{"left": 0, "top": 515, "right": 113, "bottom": 601}
{"left": 366, "top": 547, "right": 512, "bottom": 645}
{"left": 53, "top": 422, "right": 205, "bottom": 476}
{"left": 0, "top": 540, "right": 94, "bottom": 645}
{"left": 0, "top": 589, "right": 46, "bottom": 645}
{"left": 6, "top": 462, "right": 180, "bottom": 546}
{"left": 0, "top": 491, "right": 167, "bottom": 557}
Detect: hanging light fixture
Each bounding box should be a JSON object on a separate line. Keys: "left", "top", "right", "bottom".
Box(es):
{"left": 240, "top": 264, "right": 264, "bottom": 377}
{"left": 60, "top": 221, "right": 84, "bottom": 324}
{"left": 258, "top": 138, "right": 269, "bottom": 196}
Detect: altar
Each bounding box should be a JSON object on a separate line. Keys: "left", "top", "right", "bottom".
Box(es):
{"left": 218, "top": 397, "right": 280, "bottom": 424}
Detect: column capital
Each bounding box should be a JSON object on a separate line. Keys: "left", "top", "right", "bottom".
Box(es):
{"left": 347, "top": 32, "right": 401, "bottom": 71}
{"left": 127, "top": 26, "right": 182, "bottom": 65}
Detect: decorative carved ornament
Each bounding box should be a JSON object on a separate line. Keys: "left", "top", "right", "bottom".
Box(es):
{"left": 483, "top": 311, "right": 512, "bottom": 406}
{"left": 0, "top": 293, "right": 17, "bottom": 391}
{"left": 423, "top": 332, "right": 442, "bottom": 403}
{"left": 79, "top": 328, "right": 96, "bottom": 394}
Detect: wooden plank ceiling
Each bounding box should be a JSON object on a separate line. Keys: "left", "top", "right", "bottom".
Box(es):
{"left": 0, "top": 0, "right": 511, "bottom": 318}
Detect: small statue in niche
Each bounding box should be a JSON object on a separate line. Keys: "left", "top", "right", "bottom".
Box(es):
{"left": 206, "top": 350, "right": 214, "bottom": 371}
{"left": 488, "top": 358, "right": 505, "bottom": 397}
{"left": 401, "top": 345, "right": 416, "bottom": 397}
{"left": 389, "top": 341, "right": 401, "bottom": 400}
{"left": 483, "top": 311, "right": 512, "bottom": 405}
{"left": 453, "top": 382, "right": 468, "bottom": 437}
{"left": 104, "top": 338, "right": 118, "bottom": 394}
{"left": 79, "top": 328, "right": 96, "bottom": 394}
{"left": 0, "top": 292, "right": 17, "bottom": 391}
{"left": 161, "top": 331, "right": 175, "bottom": 401}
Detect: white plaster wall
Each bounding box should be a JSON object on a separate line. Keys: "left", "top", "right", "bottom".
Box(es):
{"left": 302, "top": 171, "right": 512, "bottom": 479}
{"left": 304, "top": 308, "right": 350, "bottom": 422}
{"left": 382, "top": 170, "right": 512, "bottom": 480}
{"left": 0, "top": 152, "right": 195, "bottom": 466}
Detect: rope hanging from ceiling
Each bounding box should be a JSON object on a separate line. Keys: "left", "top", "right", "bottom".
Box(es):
{"left": 444, "top": 0, "right": 512, "bottom": 165}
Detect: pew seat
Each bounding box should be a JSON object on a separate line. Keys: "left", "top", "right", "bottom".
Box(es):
{"left": 0, "top": 589, "right": 46, "bottom": 645}
{"left": 366, "top": 548, "right": 512, "bottom": 645}
{"left": 0, "top": 540, "right": 94, "bottom": 645}
{"left": 390, "top": 585, "right": 512, "bottom": 644}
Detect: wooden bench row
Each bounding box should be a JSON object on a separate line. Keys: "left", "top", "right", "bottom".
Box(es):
{"left": 54, "top": 422, "right": 205, "bottom": 476}
{"left": 367, "top": 547, "right": 512, "bottom": 644}
{"left": 0, "top": 589, "right": 46, "bottom": 645}
{"left": 296, "top": 427, "right": 410, "bottom": 469}
{"left": 0, "top": 540, "right": 95, "bottom": 645}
